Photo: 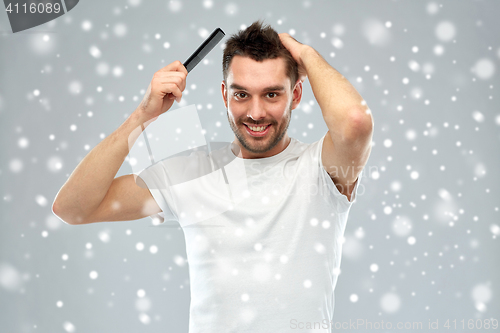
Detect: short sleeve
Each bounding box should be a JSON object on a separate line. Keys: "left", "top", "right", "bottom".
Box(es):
{"left": 315, "top": 133, "right": 363, "bottom": 214}
{"left": 133, "top": 161, "right": 178, "bottom": 224}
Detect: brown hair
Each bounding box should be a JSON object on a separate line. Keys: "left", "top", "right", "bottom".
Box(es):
{"left": 222, "top": 20, "right": 299, "bottom": 88}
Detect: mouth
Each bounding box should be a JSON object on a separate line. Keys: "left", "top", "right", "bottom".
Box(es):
{"left": 243, "top": 123, "right": 272, "bottom": 137}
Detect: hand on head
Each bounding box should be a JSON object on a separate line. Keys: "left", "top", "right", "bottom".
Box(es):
{"left": 278, "top": 33, "right": 308, "bottom": 83}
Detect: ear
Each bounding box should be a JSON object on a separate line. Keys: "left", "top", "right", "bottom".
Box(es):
{"left": 221, "top": 80, "right": 228, "bottom": 109}
{"left": 291, "top": 79, "right": 303, "bottom": 110}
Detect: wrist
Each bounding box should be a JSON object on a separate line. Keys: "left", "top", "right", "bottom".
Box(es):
{"left": 131, "top": 108, "right": 157, "bottom": 127}
{"left": 299, "top": 45, "right": 317, "bottom": 64}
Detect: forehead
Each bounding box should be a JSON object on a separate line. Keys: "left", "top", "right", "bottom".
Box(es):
{"left": 227, "top": 55, "right": 290, "bottom": 90}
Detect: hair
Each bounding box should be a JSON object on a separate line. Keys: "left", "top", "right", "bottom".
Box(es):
{"left": 222, "top": 20, "right": 299, "bottom": 89}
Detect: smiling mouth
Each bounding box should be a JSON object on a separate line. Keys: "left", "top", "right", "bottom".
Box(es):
{"left": 243, "top": 123, "right": 272, "bottom": 137}
{"left": 244, "top": 124, "right": 270, "bottom": 132}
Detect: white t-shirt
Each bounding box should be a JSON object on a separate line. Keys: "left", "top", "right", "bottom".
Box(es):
{"left": 135, "top": 133, "right": 363, "bottom": 332}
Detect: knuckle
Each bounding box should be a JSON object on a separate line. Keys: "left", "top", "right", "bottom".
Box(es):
{"left": 170, "top": 83, "right": 180, "bottom": 92}
{"left": 153, "top": 72, "right": 162, "bottom": 81}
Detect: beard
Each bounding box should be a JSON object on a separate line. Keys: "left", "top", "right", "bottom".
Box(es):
{"left": 227, "top": 104, "right": 292, "bottom": 154}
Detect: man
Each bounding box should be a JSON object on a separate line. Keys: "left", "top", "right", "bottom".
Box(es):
{"left": 53, "top": 21, "right": 373, "bottom": 332}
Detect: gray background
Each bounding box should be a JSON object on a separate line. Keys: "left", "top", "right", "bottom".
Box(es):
{"left": 1, "top": 0, "right": 499, "bottom": 332}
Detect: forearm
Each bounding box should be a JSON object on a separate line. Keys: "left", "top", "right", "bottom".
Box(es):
{"left": 53, "top": 110, "right": 152, "bottom": 223}
{"left": 301, "top": 46, "right": 372, "bottom": 140}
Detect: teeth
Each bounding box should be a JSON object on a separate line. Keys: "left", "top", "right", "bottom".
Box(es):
{"left": 248, "top": 125, "right": 268, "bottom": 132}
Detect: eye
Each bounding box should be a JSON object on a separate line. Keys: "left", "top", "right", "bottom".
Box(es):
{"left": 267, "top": 92, "right": 278, "bottom": 98}
{"left": 234, "top": 92, "right": 247, "bottom": 99}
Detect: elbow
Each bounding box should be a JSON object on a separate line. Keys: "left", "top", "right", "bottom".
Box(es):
{"left": 343, "top": 107, "right": 373, "bottom": 142}
{"left": 52, "top": 201, "right": 72, "bottom": 225}
{"left": 52, "top": 200, "right": 84, "bottom": 225}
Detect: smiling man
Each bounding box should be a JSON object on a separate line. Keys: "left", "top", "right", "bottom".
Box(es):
{"left": 53, "top": 20, "right": 373, "bottom": 333}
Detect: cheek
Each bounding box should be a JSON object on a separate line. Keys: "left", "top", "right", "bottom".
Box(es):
{"left": 227, "top": 100, "right": 247, "bottom": 115}
{"left": 271, "top": 103, "right": 290, "bottom": 120}
{"left": 226, "top": 107, "right": 241, "bottom": 123}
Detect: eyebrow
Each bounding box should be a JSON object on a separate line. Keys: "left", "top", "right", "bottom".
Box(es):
{"left": 229, "top": 84, "right": 285, "bottom": 92}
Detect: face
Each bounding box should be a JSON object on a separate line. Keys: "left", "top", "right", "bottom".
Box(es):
{"left": 222, "top": 56, "right": 302, "bottom": 158}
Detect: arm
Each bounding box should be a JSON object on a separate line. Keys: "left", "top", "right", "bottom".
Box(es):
{"left": 279, "top": 34, "right": 373, "bottom": 201}
{"left": 52, "top": 61, "right": 188, "bottom": 224}
{"left": 52, "top": 112, "right": 156, "bottom": 225}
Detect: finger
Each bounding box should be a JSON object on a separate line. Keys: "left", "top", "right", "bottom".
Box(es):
{"left": 173, "top": 60, "right": 189, "bottom": 76}
{"left": 159, "top": 60, "right": 188, "bottom": 76}
{"left": 280, "top": 33, "right": 301, "bottom": 46}
{"left": 156, "top": 72, "right": 187, "bottom": 91}
{"left": 154, "top": 76, "right": 183, "bottom": 101}
{"left": 279, "top": 33, "right": 294, "bottom": 42}
{"left": 164, "top": 83, "right": 182, "bottom": 103}
{"left": 152, "top": 74, "right": 186, "bottom": 99}
{"left": 278, "top": 33, "right": 288, "bottom": 43}
{"left": 156, "top": 71, "right": 186, "bottom": 78}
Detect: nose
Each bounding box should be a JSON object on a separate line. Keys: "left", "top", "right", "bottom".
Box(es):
{"left": 247, "top": 97, "right": 266, "bottom": 121}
